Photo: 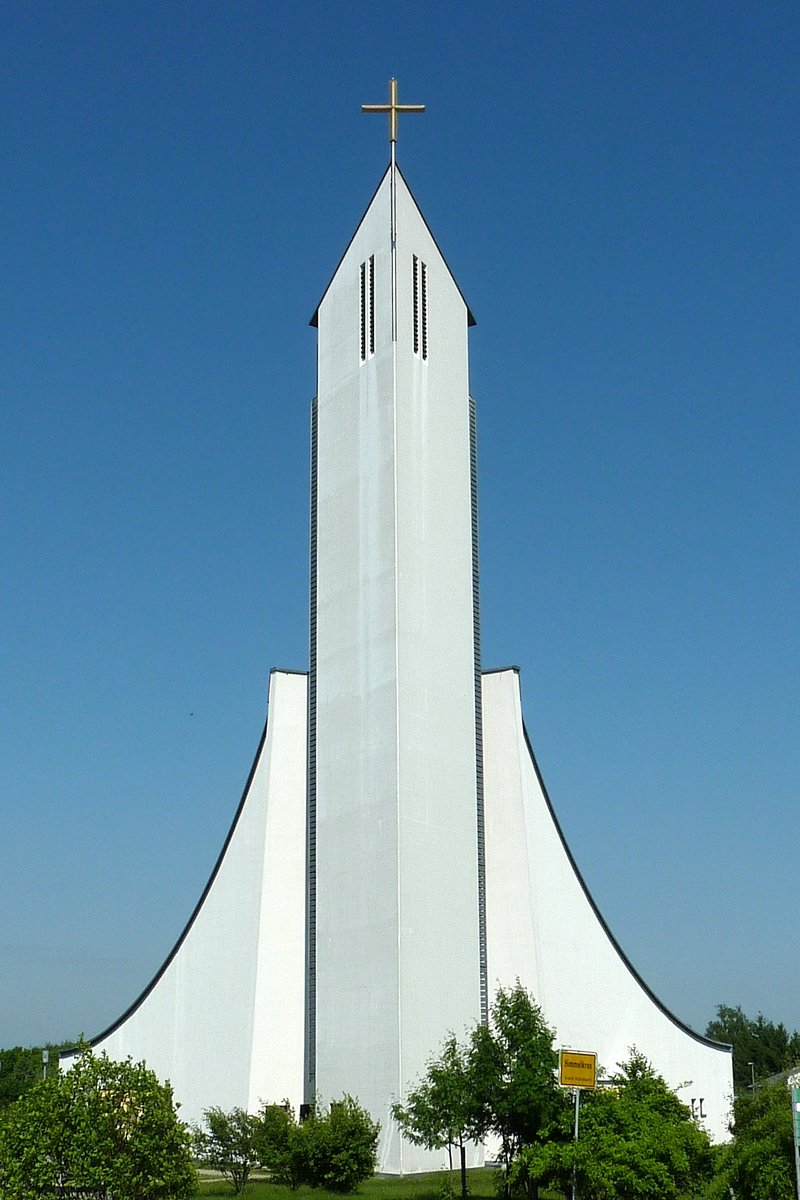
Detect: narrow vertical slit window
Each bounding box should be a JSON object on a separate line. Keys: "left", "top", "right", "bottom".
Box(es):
{"left": 369, "top": 255, "right": 375, "bottom": 356}
{"left": 360, "top": 261, "right": 367, "bottom": 362}
{"left": 413, "top": 256, "right": 428, "bottom": 360}
{"left": 420, "top": 260, "right": 428, "bottom": 360}
{"left": 413, "top": 256, "right": 420, "bottom": 355}
{"left": 360, "top": 257, "right": 375, "bottom": 362}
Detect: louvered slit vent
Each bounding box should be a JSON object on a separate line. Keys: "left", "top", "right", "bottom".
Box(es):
{"left": 360, "top": 256, "right": 375, "bottom": 361}
{"left": 413, "top": 256, "right": 428, "bottom": 360}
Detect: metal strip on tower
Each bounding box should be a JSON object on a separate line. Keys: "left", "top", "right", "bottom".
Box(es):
{"left": 305, "top": 395, "right": 319, "bottom": 1102}
{"left": 470, "top": 395, "right": 488, "bottom": 1025}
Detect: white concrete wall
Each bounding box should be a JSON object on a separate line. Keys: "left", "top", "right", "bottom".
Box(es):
{"left": 63, "top": 669, "right": 307, "bottom": 1127}
{"left": 313, "top": 167, "right": 482, "bottom": 1172}
{"left": 313, "top": 173, "right": 399, "bottom": 1139}
{"left": 482, "top": 667, "right": 733, "bottom": 1142}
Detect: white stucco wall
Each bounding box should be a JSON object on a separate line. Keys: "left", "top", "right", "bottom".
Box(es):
{"left": 62, "top": 669, "right": 307, "bottom": 1126}
{"left": 313, "top": 166, "right": 482, "bottom": 1173}
{"left": 482, "top": 666, "right": 733, "bottom": 1142}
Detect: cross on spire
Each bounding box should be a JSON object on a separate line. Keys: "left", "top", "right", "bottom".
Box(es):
{"left": 362, "top": 78, "right": 425, "bottom": 143}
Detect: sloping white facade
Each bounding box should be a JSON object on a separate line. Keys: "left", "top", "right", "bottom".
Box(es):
{"left": 63, "top": 669, "right": 308, "bottom": 1126}
{"left": 62, "top": 154, "right": 733, "bottom": 1167}
{"left": 482, "top": 667, "right": 733, "bottom": 1142}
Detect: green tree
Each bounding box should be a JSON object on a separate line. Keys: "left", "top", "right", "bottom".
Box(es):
{"left": 253, "top": 1102, "right": 308, "bottom": 1190}
{"left": 705, "top": 1004, "right": 800, "bottom": 1092}
{"left": 196, "top": 1095, "right": 377, "bottom": 1195}
{"left": 711, "top": 1079, "right": 796, "bottom": 1200}
{"left": 0, "top": 1045, "right": 195, "bottom": 1200}
{"left": 393, "top": 985, "right": 570, "bottom": 1199}
{"left": 0, "top": 1048, "right": 42, "bottom": 1109}
{"left": 194, "top": 1106, "right": 260, "bottom": 1195}
{"left": 0, "top": 1043, "right": 69, "bottom": 1109}
{"left": 468, "top": 984, "right": 570, "bottom": 1198}
{"left": 516, "top": 1050, "right": 713, "bottom": 1200}
{"left": 301, "top": 1095, "right": 379, "bottom": 1193}
{"left": 392, "top": 1035, "right": 476, "bottom": 1199}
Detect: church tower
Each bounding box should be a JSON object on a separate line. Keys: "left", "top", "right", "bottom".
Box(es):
{"left": 308, "top": 91, "right": 485, "bottom": 1169}
{"left": 62, "top": 82, "right": 733, "bottom": 1171}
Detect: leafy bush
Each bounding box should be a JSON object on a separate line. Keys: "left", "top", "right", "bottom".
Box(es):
{"left": 513, "top": 1050, "right": 714, "bottom": 1200}
{"left": 194, "top": 1107, "right": 261, "bottom": 1195}
{"left": 0, "top": 1046, "right": 50, "bottom": 1109}
{"left": 710, "top": 1079, "right": 796, "bottom": 1200}
{"left": 201, "top": 1095, "right": 378, "bottom": 1194}
{"left": 302, "top": 1096, "right": 380, "bottom": 1192}
{"left": 0, "top": 1045, "right": 196, "bottom": 1200}
{"left": 253, "top": 1102, "right": 308, "bottom": 1190}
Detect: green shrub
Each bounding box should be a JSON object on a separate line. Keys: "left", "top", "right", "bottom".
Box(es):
{"left": 712, "top": 1080, "right": 797, "bottom": 1200}
{"left": 0, "top": 1045, "right": 195, "bottom": 1200}
{"left": 254, "top": 1102, "right": 309, "bottom": 1190}
{"left": 252, "top": 1095, "right": 378, "bottom": 1193}
{"left": 194, "top": 1107, "right": 261, "bottom": 1195}
{"left": 302, "top": 1096, "right": 380, "bottom": 1193}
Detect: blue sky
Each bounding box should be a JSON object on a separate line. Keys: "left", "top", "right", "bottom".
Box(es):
{"left": 1, "top": 1, "right": 798, "bottom": 1050}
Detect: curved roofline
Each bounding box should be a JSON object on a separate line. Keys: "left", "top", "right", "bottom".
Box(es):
{"left": 62, "top": 668, "right": 309, "bottom": 1059}
{"left": 485, "top": 665, "right": 732, "bottom": 1057}
{"left": 63, "top": 659, "right": 729, "bottom": 1062}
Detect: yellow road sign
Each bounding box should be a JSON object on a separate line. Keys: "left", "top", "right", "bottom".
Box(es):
{"left": 559, "top": 1049, "right": 597, "bottom": 1089}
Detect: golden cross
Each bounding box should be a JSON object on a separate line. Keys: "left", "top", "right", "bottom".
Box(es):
{"left": 362, "top": 78, "right": 425, "bottom": 143}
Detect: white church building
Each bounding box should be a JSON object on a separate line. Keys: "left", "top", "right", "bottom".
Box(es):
{"left": 63, "top": 84, "right": 733, "bottom": 1171}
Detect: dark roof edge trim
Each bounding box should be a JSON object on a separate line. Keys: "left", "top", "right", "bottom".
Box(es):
{"left": 398, "top": 164, "right": 476, "bottom": 326}
{"left": 309, "top": 162, "right": 476, "bottom": 328}
{"left": 507, "top": 669, "right": 732, "bottom": 1057}
{"left": 61, "top": 668, "right": 309, "bottom": 1059}
{"left": 309, "top": 166, "right": 390, "bottom": 328}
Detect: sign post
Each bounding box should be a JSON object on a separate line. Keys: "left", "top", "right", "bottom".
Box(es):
{"left": 559, "top": 1050, "right": 598, "bottom": 1090}
{"left": 559, "top": 1051, "right": 597, "bottom": 1200}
